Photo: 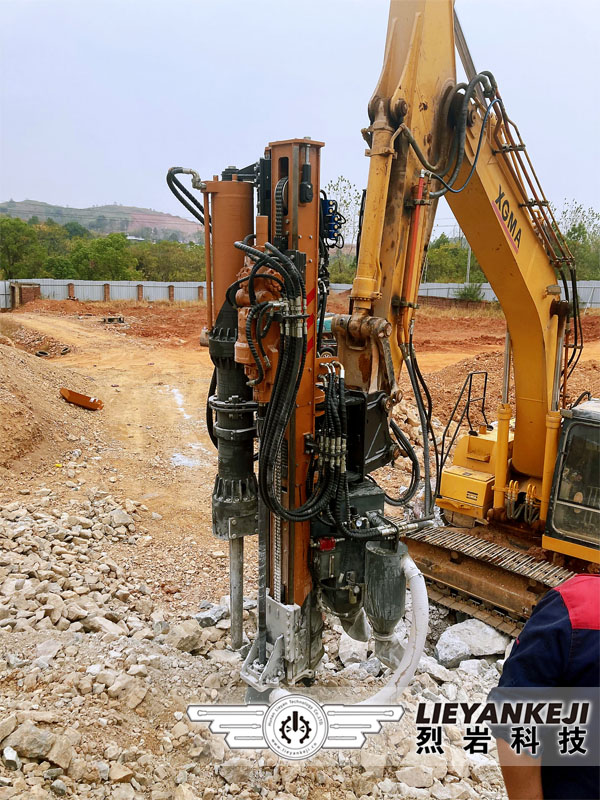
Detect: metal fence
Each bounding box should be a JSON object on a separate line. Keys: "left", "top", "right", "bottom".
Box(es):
{"left": 330, "top": 281, "right": 600, "bottom": 309}
{"left": 2, "top": 279, "right": 600, "bottom": 309}
{"left": 0, "top": 279, "right": 207, "bottom": 307}
{"left": 0, "top": 282, "right": 9, "bottom": 310}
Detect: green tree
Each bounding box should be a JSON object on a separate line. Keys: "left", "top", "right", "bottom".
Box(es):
{"left": 63, "top": 221, "right": 91, "bottom": 239}
{"left": 429, "top": 232, "right": 449, "bottom": 249}
{"left": 556, "top": 201, "right": 600, "bottom": 280}
{"left": 424, "top": 234, "right": 484, "bottom": 283}
{"left": 46, "top": 255, "right": 74, "bottom": 279}
{"left": 328, "top": 254, "right": 357, "bottom": 283}
{"left": 454, "top": 283, "right": 485, "bottom": 302}
{"left": 35, "top": 221, "right": 69, "bottom": 256}
{"left": 70, "top": 234, "right": 141, "bottom": 280}
{"left": 89, "top": 215, "right": 108, "bottom": 232}
{"left": 27, "top": 215, "right": 40, "bottom": 226}
{"left": 130, "top": 240, "right": 205, "bottom": 281}
{"left": 0, "top": 217, "right": 37, "bottom": 278}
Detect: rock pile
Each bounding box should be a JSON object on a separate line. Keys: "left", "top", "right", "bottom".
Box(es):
{"left": 0, "top": 489, "right": 157, "bottom": 641}
{"left": 0, "top": 486, "right": 512, "bottom": 799}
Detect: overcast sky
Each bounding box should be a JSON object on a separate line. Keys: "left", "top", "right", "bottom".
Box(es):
{"left": 1, "top": 0, "right": 599, "bottom": 233}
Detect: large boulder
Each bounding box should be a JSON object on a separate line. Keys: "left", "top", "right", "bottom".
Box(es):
{"left": 3, "top": 721, "right": 55, "bottom": 759}
{"left": 165, "top": 619, "right": 203, "bottom": 653}
{"left": 434, "top": 620, "right": 510, "bottom": 668}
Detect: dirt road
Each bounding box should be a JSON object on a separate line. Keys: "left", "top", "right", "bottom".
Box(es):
{"left": 3, "top": 311, "right": 251, "bottom": 609}
{"left": 3, "top": 303, "right": 598, "bottom": 612}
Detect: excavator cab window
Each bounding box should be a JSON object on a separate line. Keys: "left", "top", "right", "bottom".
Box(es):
{"left": 552, "top": 422, "right": 600, "bottom": 546}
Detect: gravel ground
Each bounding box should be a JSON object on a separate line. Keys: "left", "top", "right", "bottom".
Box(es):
{"left": 0, "top": 486, "right": 511, "bottom": 800}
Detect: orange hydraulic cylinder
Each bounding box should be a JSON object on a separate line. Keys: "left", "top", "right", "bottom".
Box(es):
{"left": 203, "top": 178, "right": 254, "bottom": 318}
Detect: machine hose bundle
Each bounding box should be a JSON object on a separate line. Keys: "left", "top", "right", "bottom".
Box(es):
{"left": 231, "top": 242, "right": 349, "bottom": 525}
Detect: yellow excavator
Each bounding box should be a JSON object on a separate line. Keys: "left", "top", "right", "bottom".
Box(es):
{"left": 167, "top": 0, "right": 598, "bottom": 697}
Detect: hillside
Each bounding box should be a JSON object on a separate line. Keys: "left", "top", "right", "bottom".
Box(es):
{"left": 0, "top": 199, "right": 203, "bottom": 242}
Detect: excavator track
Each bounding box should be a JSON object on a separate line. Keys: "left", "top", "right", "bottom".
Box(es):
{"left": 391, "top": 521, "right": 575, "bottom": 637}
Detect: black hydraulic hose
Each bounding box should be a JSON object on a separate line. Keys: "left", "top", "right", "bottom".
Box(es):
{"left": 400, "top": 84, "right": 464, "bottom": 176}
{"left": 402, "top": 346, "right": 433, "bottom": 516}
{"left": 259, "top": 328, "right": 293, "bottom": 487}
{"left": 264, "top": 360, "right": 335, "bottom": 519}
{"left": 206, "top": 368, "right": 217, "bottom": 449}
{"left": 401, "top": 73, "right": 497, "bottom": 198}
{"left": 384, "top": 420, "right": 420, "bottom": 506}
{"left": 428, "top": 73, "right": 495, "bottom": 196}
{"left": 316, "top": 280, "right": 328, "bottom": 355}
{"left": 245, "top": 303, "right": 271, "bottom": 386}
{"left": 259, "top": 329, "right": 299, "bottom": 504}
{"left": 255, "top": 303, "right": 274, "bottom": 369}
{"left": 166, "top": 168, "right": 209, "bottom": 228}
{"left": 247, "top": 254, "right": 283, "bottom": 305}
{"left": 265, "top": 242, "right": 306, "bottom": 302}
{"left": 430, "top": 98, "right": 500, "bottom": 198}
{"left": 410, "top": 332, "right": 441, "bottom": 489}
{"left": 236, "top": 240, "right": 339, "bottom": 522}
{"left": 571, "top": 391, "right": 591, "bottom": 408}
{"left": 226, "top": 270, "right": 286, "bottom": 309}
{"left": 235, "top": 242, "right": 298, "bottom": 299}
{"left": 263, "top": 365, "right": 338, "bottom": 521}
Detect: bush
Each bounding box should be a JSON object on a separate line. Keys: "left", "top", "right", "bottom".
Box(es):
{"left": 453, "top": 283, "right": 485, "bottom": 302}
{"left": 328, "top": 254, "right": 356, "bottom": 283}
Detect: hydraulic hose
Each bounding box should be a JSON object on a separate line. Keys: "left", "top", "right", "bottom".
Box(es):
{"left": 430, "top": 98, "right": 500, "bottom": 197}
{"left": 166, "top": 168, "right": 209, "bottom": 228}
{"left": 401, "top": 346, "right": 433, "bottom": 516}
{"left": 206, "top": 368, "right": 217, "bottom": 449}
{"left": 432, "top": 72, "right": 496, "bottom": 194}
{"left": 384, "top": 420, "right": 420, "bottom": 507}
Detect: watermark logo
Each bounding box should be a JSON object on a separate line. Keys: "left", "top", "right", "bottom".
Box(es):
{"left": 263, "top": 696, "right": 328, "bottom": 759}
{"left": 188, "top": 699, "right": 404, "bottom": 759}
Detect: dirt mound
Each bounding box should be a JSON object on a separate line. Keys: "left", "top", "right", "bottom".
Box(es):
{"left": 0, "top": 345, "right": 101, "bottom": 473}
{"left": 421, "top": 351, "right": 600, "bottom": 425}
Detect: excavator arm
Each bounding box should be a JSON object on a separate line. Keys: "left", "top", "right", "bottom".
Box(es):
{"left": 335, "top": 0, "right": 578, "bottom": 524}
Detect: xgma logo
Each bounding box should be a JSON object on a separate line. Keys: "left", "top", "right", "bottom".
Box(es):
{"left": 494, "top": 185, "right": 522, "bottom": 252}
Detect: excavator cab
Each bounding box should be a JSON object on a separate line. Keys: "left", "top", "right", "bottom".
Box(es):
{"left": 544, "top": 399, "right": 600, "bottom": 564}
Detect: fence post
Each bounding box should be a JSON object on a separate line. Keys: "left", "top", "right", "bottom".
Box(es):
{"left": 103, "top": 283, "right": 110, "bottom": 302}
{"left": 137, "top": 284, "right": 144, "bottom": 301}
{"left": 168, "top": 285, "right": 174, "bottom": 302}
{"left": 67, "top": 283, "right": 75, "bottom": 300}
{"left": 198, "top": 285, "right": 204, "bottom": 301}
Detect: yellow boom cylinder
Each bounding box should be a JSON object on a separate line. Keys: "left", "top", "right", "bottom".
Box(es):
{"left": 350, "top": 110, "right": 395, "bottom": 308}
{"left": 493, "top": 403, "right": 512, "bottom": 511}
{"left": 540, "top": 411, "right": 562, "bottom": 523}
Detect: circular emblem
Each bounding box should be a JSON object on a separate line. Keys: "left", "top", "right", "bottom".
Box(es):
{"left": 263, "top": 695, "right": 328, "bottom": 759}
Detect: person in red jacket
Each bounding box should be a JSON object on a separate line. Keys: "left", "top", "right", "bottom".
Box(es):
{"left": 490, "top": 574, "right": 600, "bottom": 800}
